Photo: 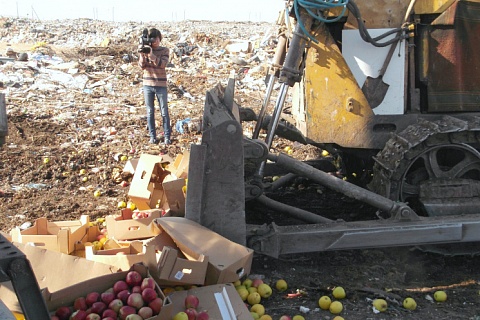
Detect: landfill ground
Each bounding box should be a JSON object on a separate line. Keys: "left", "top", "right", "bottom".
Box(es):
{"left": 1, "top": 18, "right": 480, "bottom": 319}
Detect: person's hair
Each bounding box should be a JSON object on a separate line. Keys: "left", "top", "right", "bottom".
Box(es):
{"left": 149, "top": 28, "right": 162, "bottom": 41}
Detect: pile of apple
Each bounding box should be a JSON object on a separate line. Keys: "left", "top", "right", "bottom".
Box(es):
{"left": 52, "top": 270, "right": 163, "bottom": 320}
{"left": 172, "top": 294, "right": 209, "bottom": 320}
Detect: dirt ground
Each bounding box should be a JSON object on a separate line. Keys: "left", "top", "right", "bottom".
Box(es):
{"left": 1, "top": 23, "right": 480, "bottom": 320}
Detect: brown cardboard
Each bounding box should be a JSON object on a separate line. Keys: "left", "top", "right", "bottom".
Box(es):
{"left": 128, "top": 154, "right": 171, "bottom": 210}
{"left": 0, "top": 242, "right": 119, "bottom": 313}
{"left": 154, "top": 217, "right": 254, "bottom": 285}
{"left": 106, "top": 208, "right": 163, "bottom": 240}
{"left": 159, "top": 283, "right": 252, "bottom": 320}
{"left": 85, "top": 240, "right": 156, "bottom": 271}
{"left": 165, "top": 150, "right": 189, "bottom": 179}
{"left": 162, "top": 177, "right": 186, "bottom": 216}
{"left": 42, "top": 263, "right": 166, "bottom": 318}
{"left": 149, "top": 233, "right": 208, "bottom": 286}
{"left": 10, "top": 215, "right": 91, "bottom": 254}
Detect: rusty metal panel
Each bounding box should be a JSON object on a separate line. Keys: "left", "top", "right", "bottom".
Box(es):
{"left": 426, "top": 1, "right": 480, "bottom": 112}
{"left": 346, "top": 0, "right": 410, "bottom": 28}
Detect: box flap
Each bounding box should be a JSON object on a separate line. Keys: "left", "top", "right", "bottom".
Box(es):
{"left": 162, "top": 178, "right": 186, "bottom": 217}
{"left": 154, "top": 217, "right": 253, "bottom": 284}
{"left": 159, "top": 284, "right": 251, "bottom": 320}
{"left": 0, "top": 243, "right": 118, "bottom": 312}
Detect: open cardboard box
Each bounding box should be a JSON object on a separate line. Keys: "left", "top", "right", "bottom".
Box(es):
{"left": 85, "top": 240, "right": 155, "bottom": 271}
{"left": 159, "top": 283, "right": 252, "bottom": 320}
{"left": 42, "top": 263, "right": 166, "bottom": 319}
{"left": 85, "top": 233, "right": 209, "bottom": 286}
{"left": 128, "top": 153, "right": 187, "bottom": 215}
{"left": 154, "top": 217, "right": 254, "bottom": 285}
{"left": 106, "top": 208, "right": 163, "bottom": 240}
{"left": 128, "top": 154, "right": 171, "bottom": 211}
{"left": 10, "top": 215, "right": 91, "bottom": 254}
{"left": 0, "top": 243, "right": 119, "bottom": 313}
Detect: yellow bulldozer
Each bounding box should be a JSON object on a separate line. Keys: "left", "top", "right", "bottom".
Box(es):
{"left": 185, "top": 0, "right": 480, "bottom": 257}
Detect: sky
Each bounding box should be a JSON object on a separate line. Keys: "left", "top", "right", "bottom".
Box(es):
{"left": 0, "top": 0, "right": 286, "bottom": 23}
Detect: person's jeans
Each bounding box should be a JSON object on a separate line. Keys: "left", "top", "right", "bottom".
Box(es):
{"left": 143, "top": 85, "right": 171, "bottom": 140}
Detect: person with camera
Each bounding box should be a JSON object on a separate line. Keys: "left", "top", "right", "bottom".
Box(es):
{"left": 138, "top": 28, "right": 172, "bottom": 145}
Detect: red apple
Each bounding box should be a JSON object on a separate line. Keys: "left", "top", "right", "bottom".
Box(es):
{"left": 73, "top": 297, "right": 88, "bottom": 311}
{"left": 185, "top": 308, "right": 198, "bottom": 320}
{"left": 141, "top": 287, "right": 157, "bottom": 303}
{"left": 118, "top": 305, "right": 136, "bottom": 320}
{"left": 101, "top": 291, "right": 115, "bottom": 305}
{"left": 85, "top": 314, "right": 100, "bottom": 320}
{"left": 131, "top": 285, "right": 142, "bottom": 293}
{"left": 148, "top": 297, "right": 163, "bottom": 315}
{"left": 86, "top": 292, "right": 100, "bottom": 306}
{"left": 70, "top": 310, "right": 87, "bottom": 320}
{"left": 117, "top": 289, "right": 131, "bottom": 304}
{"left": 279, "top": 316, "right": 291, "bottom": 320}
{"left": 102, "top": 318, "right": 115, "bottom": 320}
{"left": 50, "top": 316, "right": 60, "bottom": 320}
{"left": 137, "top": 306, "right": 153, "bottom": 319}
{"left": 113, "top": 280, "right": 129, "bottom": 294}
{"left": 127, "top": 292, "right": 144, "bottom": 309}
{"left": 125, "top": 270, "right": 142, "bottom": 287}
{"left": 108, "top": 299, "right": 123, "bottom": 313}
{"left": 102, "top": 309, "right": 117, "bottom": 319}
{"left": 251, "top": 279, "right": 264, "bottom": 288}
{"left": 55, "top": 306, "right": 72, "bottom": 320}
{"left": 184, "top": 294, "right": 199, "bottom": 309}
{"left": 140, "top": 277, "right": 155, "bottom": 291}
{"left": 196, "top": 310, "right": 209, "bottom": 320}
{"left": 90, "top": 301, "right": 107, "bottom": 315}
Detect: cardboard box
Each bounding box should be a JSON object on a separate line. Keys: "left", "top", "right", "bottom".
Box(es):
{"left": 159, "top": 283, "right": 252, "bottom": 320}
{"left": 106, "top": 208, "right": 163, "bottom": 240}
{"left": 85, "top": 234, "right": 209, "bottom": 286}
{"left": 0, "top": 243, "right": 119, "bottom": 313}
{"left": 149, "top": 232, "right": 208, "bottom": 286}
{"left": 85, "top": 240, "right": 155, "bottom": 271}
{"left": 128, "top": 153, "right": 187, "bottom": 215}
{"left": 42, "top": 263, "right": 166, "bottom": 318}
{"left": 128, "top": 154, "right": 171, "bottom": 210}
{"left": 10, "top": 215, "right": 91, "bottom": 254}
{"left": 155, "top": 217, "right": 254, "bottom": 285}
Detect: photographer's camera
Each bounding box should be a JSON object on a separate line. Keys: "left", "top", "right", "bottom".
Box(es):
{"left": 138, "top": 28, "right": 153, "bottom": 54}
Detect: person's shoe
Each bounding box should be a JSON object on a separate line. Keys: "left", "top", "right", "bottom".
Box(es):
{"left": 149, "top": 138, "right": 159, "bottom": 144}
{"left": 164, "top": 139, "right": 172, "bottom": 145}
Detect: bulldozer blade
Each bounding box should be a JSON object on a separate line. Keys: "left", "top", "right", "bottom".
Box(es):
{"left": 361, "top": 75, "right": 389, "bottom": 109}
